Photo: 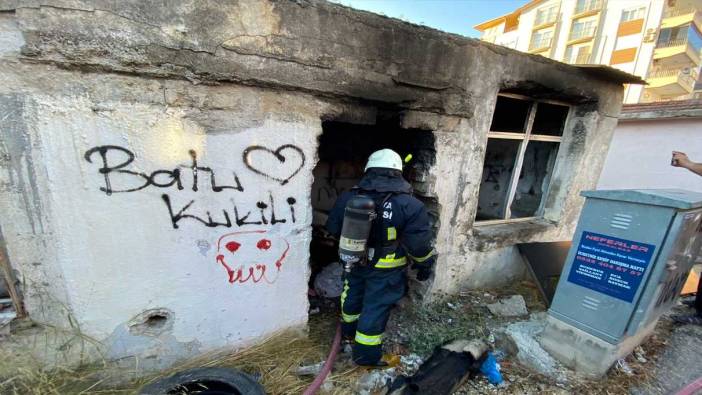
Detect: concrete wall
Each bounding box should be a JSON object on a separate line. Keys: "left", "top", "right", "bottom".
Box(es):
{"left": 598, "top": 118, "right": 702, "bottom": 192}
{"left": 0, "top": 0, "right": 625, "bottom": 369}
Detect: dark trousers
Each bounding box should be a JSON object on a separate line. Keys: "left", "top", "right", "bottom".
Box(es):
{"left": 340, "top": 266, "right": 405, "bottom": 365}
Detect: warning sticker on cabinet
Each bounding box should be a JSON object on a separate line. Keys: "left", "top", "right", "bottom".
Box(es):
{"left": 567, "top": 231, "right": 656, "bottom": 303}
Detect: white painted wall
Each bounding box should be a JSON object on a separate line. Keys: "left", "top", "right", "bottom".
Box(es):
{"left": 598, "top": 118, "right": 702, "bottom": 191}
{"left": 0, "top": 45, "right": 324, "bottom": 368}
{"left": 1, "top": 16, "right": 321, "bottom": 358}
{"left": 32, "top": 100, "right": 315, "bottom": 358}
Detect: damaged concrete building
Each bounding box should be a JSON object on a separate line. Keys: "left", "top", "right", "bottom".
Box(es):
{"left": 0, "top": 0, "right": 639, "bottom": 370}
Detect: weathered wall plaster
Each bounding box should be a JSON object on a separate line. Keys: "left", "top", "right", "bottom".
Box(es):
{"left": 0, "top": 0, "right": 627, "bottom": 369}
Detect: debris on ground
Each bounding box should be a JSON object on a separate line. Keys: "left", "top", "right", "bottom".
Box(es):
{"left": 356, "top": 368, "right": 397, "bottom": 394}
{"left": 296, "top": 361, "right": 325, "bottom": 376}
{"left": 399, "top": 354, "right": 423, "bottom": 376}
{"left": 314, "top": 262, "right": 344, "bottom": 298}
{"left": 480, "top": 352, "right": 504, "bottom": 385}
{"left": 309, "top": 307, "right": 321, "bottom": 315}
{"left": 616, "top": 359, "right": 634, "bottom": 376}
{"left": 321, "top": 376, "right": 334, "bottom": 393}
{"left": 632, "top": 316, "right": 702, "bottom": 395}
{"left": 388, "top": 338, "right": 487, "bottom": 395}
{"left": 0, "top": 280, "right": 689, "bottom": 395}
{"left": 633, "top": 346, "right": 647, "bottom": 363}
{"left": 486, "top": 295, "right": 528, "bottom": 317}
{"left": 499, "top": 312, "right": 570, "bottom": 383}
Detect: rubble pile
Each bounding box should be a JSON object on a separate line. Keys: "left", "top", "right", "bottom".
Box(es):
{"left": 380, "top": 282, "right": 678, "bottom": 395}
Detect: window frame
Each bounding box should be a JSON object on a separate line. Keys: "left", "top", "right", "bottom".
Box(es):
{"left": 475, "top": 93, "right": 571, "bottom": 226}
{"left": 569, "top": 18, "right": 598, "bottom": 41}
{"left": 530, "top": 28, "right": 554, "bottom": 50}
{"left": 575, "top": 0, "right": 603, "bottom": 15}
{"left": 621, "top": 7, "right": 646, "bottom": 23}
{"left": 535, "top": 4, "right": 560, "bottom": 26}
{"left": 564, "top": 43, "right": 593, "bottom": 63}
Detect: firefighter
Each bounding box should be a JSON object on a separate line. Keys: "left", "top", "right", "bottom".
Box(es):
{"left": 326, "top": 148, "right": 435, "bottom": 366}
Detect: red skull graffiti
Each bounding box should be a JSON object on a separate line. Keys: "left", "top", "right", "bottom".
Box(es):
{"left": 215, "top": 230, "right": 290, "bottom": 284}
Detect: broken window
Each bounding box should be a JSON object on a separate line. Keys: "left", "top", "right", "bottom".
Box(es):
{"left": 475, "top": 94, "right": 569, "bottom": 222}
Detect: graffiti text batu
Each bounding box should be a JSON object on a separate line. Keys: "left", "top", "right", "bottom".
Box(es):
{"left": 84, "top": 145, "right": 302, "bottom": 229}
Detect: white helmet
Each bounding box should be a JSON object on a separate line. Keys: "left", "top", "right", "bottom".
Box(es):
{"left": 365, "top": 149, "right": 403, "bottom": 172}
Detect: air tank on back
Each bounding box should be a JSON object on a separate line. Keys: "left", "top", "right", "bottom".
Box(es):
{"left": 338, "top": 194, "right": 377, "bottom": 272}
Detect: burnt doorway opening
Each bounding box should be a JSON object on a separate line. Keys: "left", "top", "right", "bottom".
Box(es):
{"left": 309, "top": 119, "right": 438, "bottom": 307}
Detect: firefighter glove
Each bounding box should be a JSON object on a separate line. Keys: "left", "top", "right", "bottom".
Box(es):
{"left": 416, "top": 266, "right": 432, "bottom": 281}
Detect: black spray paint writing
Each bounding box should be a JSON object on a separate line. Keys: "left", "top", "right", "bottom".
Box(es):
{"left": 162, "top": 194, "right": 297, "bottom": 229}
{"left": 84, "top": 145, "right": 303, "bottom": 229}
{"left": 243, "top": 144, "right": 305, "bottom": 185}
{"left": 84, "top": 145, "right": 245, "bottom": 195}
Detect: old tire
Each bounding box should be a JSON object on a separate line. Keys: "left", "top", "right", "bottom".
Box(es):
{"left": 139, "top": 367, "right": 265, "bottom": 395}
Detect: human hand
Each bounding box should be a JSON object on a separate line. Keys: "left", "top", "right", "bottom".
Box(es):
{"left": 672, "top": 151, "right": 691, "bottom": 168}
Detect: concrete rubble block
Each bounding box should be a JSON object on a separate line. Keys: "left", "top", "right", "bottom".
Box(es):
{"left": 487, "top": 295, "right": 528, "bottom": 317}
{"left": 356, "top": 368, "right": 397, "bottom": 394}
{"left": 500, "top": 313, "right": 570, "bottom": 383}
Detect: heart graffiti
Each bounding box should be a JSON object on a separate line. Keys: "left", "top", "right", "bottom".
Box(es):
{"left": 242, "top": 144, "right": 305, "bottom": 185}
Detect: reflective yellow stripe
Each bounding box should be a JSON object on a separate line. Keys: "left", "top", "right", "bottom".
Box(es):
{"left": 340, "top": 280, "right": 359, "bottom": 322}
{"left": 375, "top": 254, "right": 407, "bottom": 269}
{"left": 355, "top": 331, "right": 382, "bottom": 346}
{"left": 342, "top": 312, "right": 360, "bottom": 323}
{"left": 387, "top": 227, "right": 397, "bottom": 241}
{"left": 340, "top": 280, "right": 349, "bottom": 307}
{"left": 409, "top": 249, "right": 435, "bottom": 263}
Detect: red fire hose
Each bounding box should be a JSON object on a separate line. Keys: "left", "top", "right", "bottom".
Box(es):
{"left": 302, "top": 323, "right": 342, "bottom": 395}
{"left": 675, "top": 376, "right": 702, "bottom": 395}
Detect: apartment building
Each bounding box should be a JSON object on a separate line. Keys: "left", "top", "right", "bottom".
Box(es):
{"left": 475, "top": 0, "right": 702, "bottom": 103}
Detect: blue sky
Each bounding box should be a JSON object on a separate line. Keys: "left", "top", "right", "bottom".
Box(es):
{"left": 329, "top": 0, "right": 526, "bottom": 37}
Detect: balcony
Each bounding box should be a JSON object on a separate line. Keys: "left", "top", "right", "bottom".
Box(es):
{"left": 529, "top": 36, "right": 553, "bottom": 52}
{"left": 534, "top": 8, "right": 559, "bottom": 27}
{"left": 574, "top": 0, "right": 603, "bottom": 17}
{"left": 569, "top": 24, "right": 597, "bottom": 42}
{"left": 662, "top": 8, "right": 702, "bottom": 31}
{"left": 647, "top": 67, "right": 698, "bottom": 96}
{"left": 654, "top": 37, "right": 702, "bottom": 65}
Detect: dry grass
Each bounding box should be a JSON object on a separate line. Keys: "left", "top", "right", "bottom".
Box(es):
{"left": 0, "top": 311, "right": 363, "bottom": 395}
{"left": 130, "top": 311, "right": 365, "bottom": 395}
